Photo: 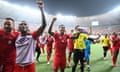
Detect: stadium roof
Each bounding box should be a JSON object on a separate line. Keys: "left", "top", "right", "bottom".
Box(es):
{"left": 5, "top": 0, "right": 120, "bottom": 17}
{"left": 0, "top": 0, "right": 120, "bottom": 33}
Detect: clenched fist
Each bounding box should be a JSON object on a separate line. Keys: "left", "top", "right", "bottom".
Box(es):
{"left": 52, "top": 17, "right": 57, "bottom": 22}
{"left": 37, "top": 0, "right": 44, "bottom": 8}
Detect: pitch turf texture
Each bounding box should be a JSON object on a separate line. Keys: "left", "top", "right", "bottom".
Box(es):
{"left": 35, "top": 43, "right": 120, "bottom": 72}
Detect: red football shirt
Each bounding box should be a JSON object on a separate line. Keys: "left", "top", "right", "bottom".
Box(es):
{"left": 110, "top": 35, "right": 119, "bottom": 49}
{"left": 67, "top": 34, "right": 74, "bottom": 50}
{"left": 54, "top": 32, "right": 69, "bottom": 57}
{"left": 46, "top": 36, "right": 53, "bottom": 47}
{"left": 0, "top": 29, "right": 19, "bottom": 64}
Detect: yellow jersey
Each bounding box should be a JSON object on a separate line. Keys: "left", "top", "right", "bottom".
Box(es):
{"left": 74, "top": 33, "right": 88, "bottom": 49}
{"left": 101, "top": 37, "right": 110, "bottom": 46}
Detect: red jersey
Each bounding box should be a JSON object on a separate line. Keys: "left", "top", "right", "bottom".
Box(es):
{"left": 46, "top": 36, "right": 54, "bottom": 47}
{"left": 54, "top": 32, "right": 69, "bottom": 56}
{"left": 36, "top": 37, "right": 40, "bottom": 48}
{"left": 0, "top": 29, "right": 19, "bottom": 63}
{"left": 110, "top": 35, "right": 119, "bottom": 49}
{"left": 67, "top": 34, "right": 74, "bottom": 50}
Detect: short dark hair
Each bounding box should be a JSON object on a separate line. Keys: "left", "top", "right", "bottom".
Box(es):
{"left": 112, "top": 32, "right": 117, "bottom": 36}
{"left": 59, "top": 24, "right": 65, "bottom": 28}
{"left": 19, "top": 21, "right": 27, "bottom": 25}
{"left": 75, "top": 25, "right": 80, "bottom": 29}
{"left": 5, "top": 17, "right": 14, "bottom": 22}
{"left": 71, "top": 29, "right": 74, "bottom": 32}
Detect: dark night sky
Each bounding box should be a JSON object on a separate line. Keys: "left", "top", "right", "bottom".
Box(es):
{"left": 4, "top": 0, "right": 120, "bottom": 17}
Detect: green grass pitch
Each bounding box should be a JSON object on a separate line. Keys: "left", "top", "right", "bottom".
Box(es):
{"left": 35, "top": 43, "right": 120, "bottom": 72}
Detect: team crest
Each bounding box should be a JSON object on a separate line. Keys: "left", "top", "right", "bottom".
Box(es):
{"left": 8, "top": 40, "right": 12, "bottom": 44}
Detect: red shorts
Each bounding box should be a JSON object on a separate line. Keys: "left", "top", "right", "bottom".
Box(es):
{"left": 0, "top": 62, "right": 15, "bottom": 72}
{"left": 47, "top": 47, "right": 52, "bottom": 54}
{"left": 119, "top": 41, "right": 120, "bottom": 48}
{"left": 14, "top": 63, "right": 35, "bottom": 72}
{"left": 53, "top": 56, "right": 66, "bottom": 70}
{"left": 112, "top": 47, "right": 119, "bottom": 52}
{"left": 108, "top": 44, "right": 111, "bottom": 50}
{"left": 40, "top": 44, "right": 45, "bottom": 48}
{"left": 68, "top": 46, "right": 74, "bottom": 52}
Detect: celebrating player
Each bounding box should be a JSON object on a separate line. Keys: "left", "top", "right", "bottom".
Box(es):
{"left": 101, "top": 34, "right": 111, "bottom": 60}
{"left": 15, "top": 1, "right": 46, "bottom": 72}
{"left": 67, "top": 29, "right": 74, "bottom": 67}
{"left": 110, "top": 32, "right": 120, "bottom": 66}
{"left": 35, "top": 37, "right": 41, "bottom": 63}
{"left": 46, "top": 34, "right": 54, "bottom": 64}
{"left": 48, "top": 17, "right": 70, "bottom": 72}
{"left": 71, "top": 26, "right": 100, "bottom": 72}
{"left": 0, "top": 18, "right": 19, "bottom": 72}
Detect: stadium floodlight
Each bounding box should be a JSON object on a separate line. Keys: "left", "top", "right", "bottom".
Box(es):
{"left": 0, "top": 0, "right": 10, "bottom": 6}
{"left": 113, "top": 6, "right": 120, "bottom": 11}
{"left": 56, "top": 13, "right": 62, "bottom": 17}
{"left": 56, "top": 13, "right": 64, "bottom": 20}
{"left": 109, "top": 6, "right": 120, "bottom": 13}
{"left": 23, "top": 6, "right": 40, "bottom": 15}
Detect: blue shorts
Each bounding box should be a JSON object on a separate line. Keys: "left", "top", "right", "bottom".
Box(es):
{"left": 85, "top": 49, "right": 90, "bottom": 61}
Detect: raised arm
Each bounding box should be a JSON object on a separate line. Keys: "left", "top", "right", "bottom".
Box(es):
{"left": 71, "top": 32, "right": 80, "bottom": 39}
{"left": 36, "top": 1, "right": 47, "bottom": 36}
{"left": 87, "top": 34, "right": 101, "bottom": 43}
{"left": 48, "top": 17, "right": 57, "bottom": 36}
{"left": 90, "top": 34, "right": 101, "bottom": 40}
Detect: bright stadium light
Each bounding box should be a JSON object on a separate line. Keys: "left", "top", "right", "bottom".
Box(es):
{"left": 56, "top": 13, "right": 62, "bottom": 17}
{"left": 113, "top": 6, "right": 120, "bottom": 11}
{"left": 109, "top": 6, "right": 120, "bottom": 13}
{"left": 91, "top": 21, "right": 99, "bottom": 26}
{"left": 23, "top": 6, "right": 40, "bottom": 15}
{"left": 0, "top": 0, "right": 47, "bottom": 19}
{"left": 0, "top": 0, "right": 47, "bottom": 15}
{"left": 0, "top": 0, "right": 10, "bottom": 6}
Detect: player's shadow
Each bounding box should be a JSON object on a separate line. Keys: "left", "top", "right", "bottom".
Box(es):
{"left": 86, "top": 66, "right": 113, "bottom": 72}
{"left": 35, "top": 61, "right": 47, "bottom": 65}
{"left": 36, "top": 60, "right": 53, "bottom": 65}
{"left": 91, "top": 57, "right": 103, "bottom": 66}
{"left": 99, "top": 66, "right": 113, "bottom": 72}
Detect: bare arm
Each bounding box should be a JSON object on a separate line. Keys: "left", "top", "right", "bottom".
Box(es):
{"left": 36, "top": 1, "right": 46, "bottom": 36}
{"left": 89, "top": 34, "right": 101, "bottom": 40}
{"left": 111, "top": 38, "right": 119, "bottom": 43}
{"left": 48, "top": 17, "right": 57, "bottom": 36}
{"left": 71, "top": 32, "right": 80, "bottom": 39}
